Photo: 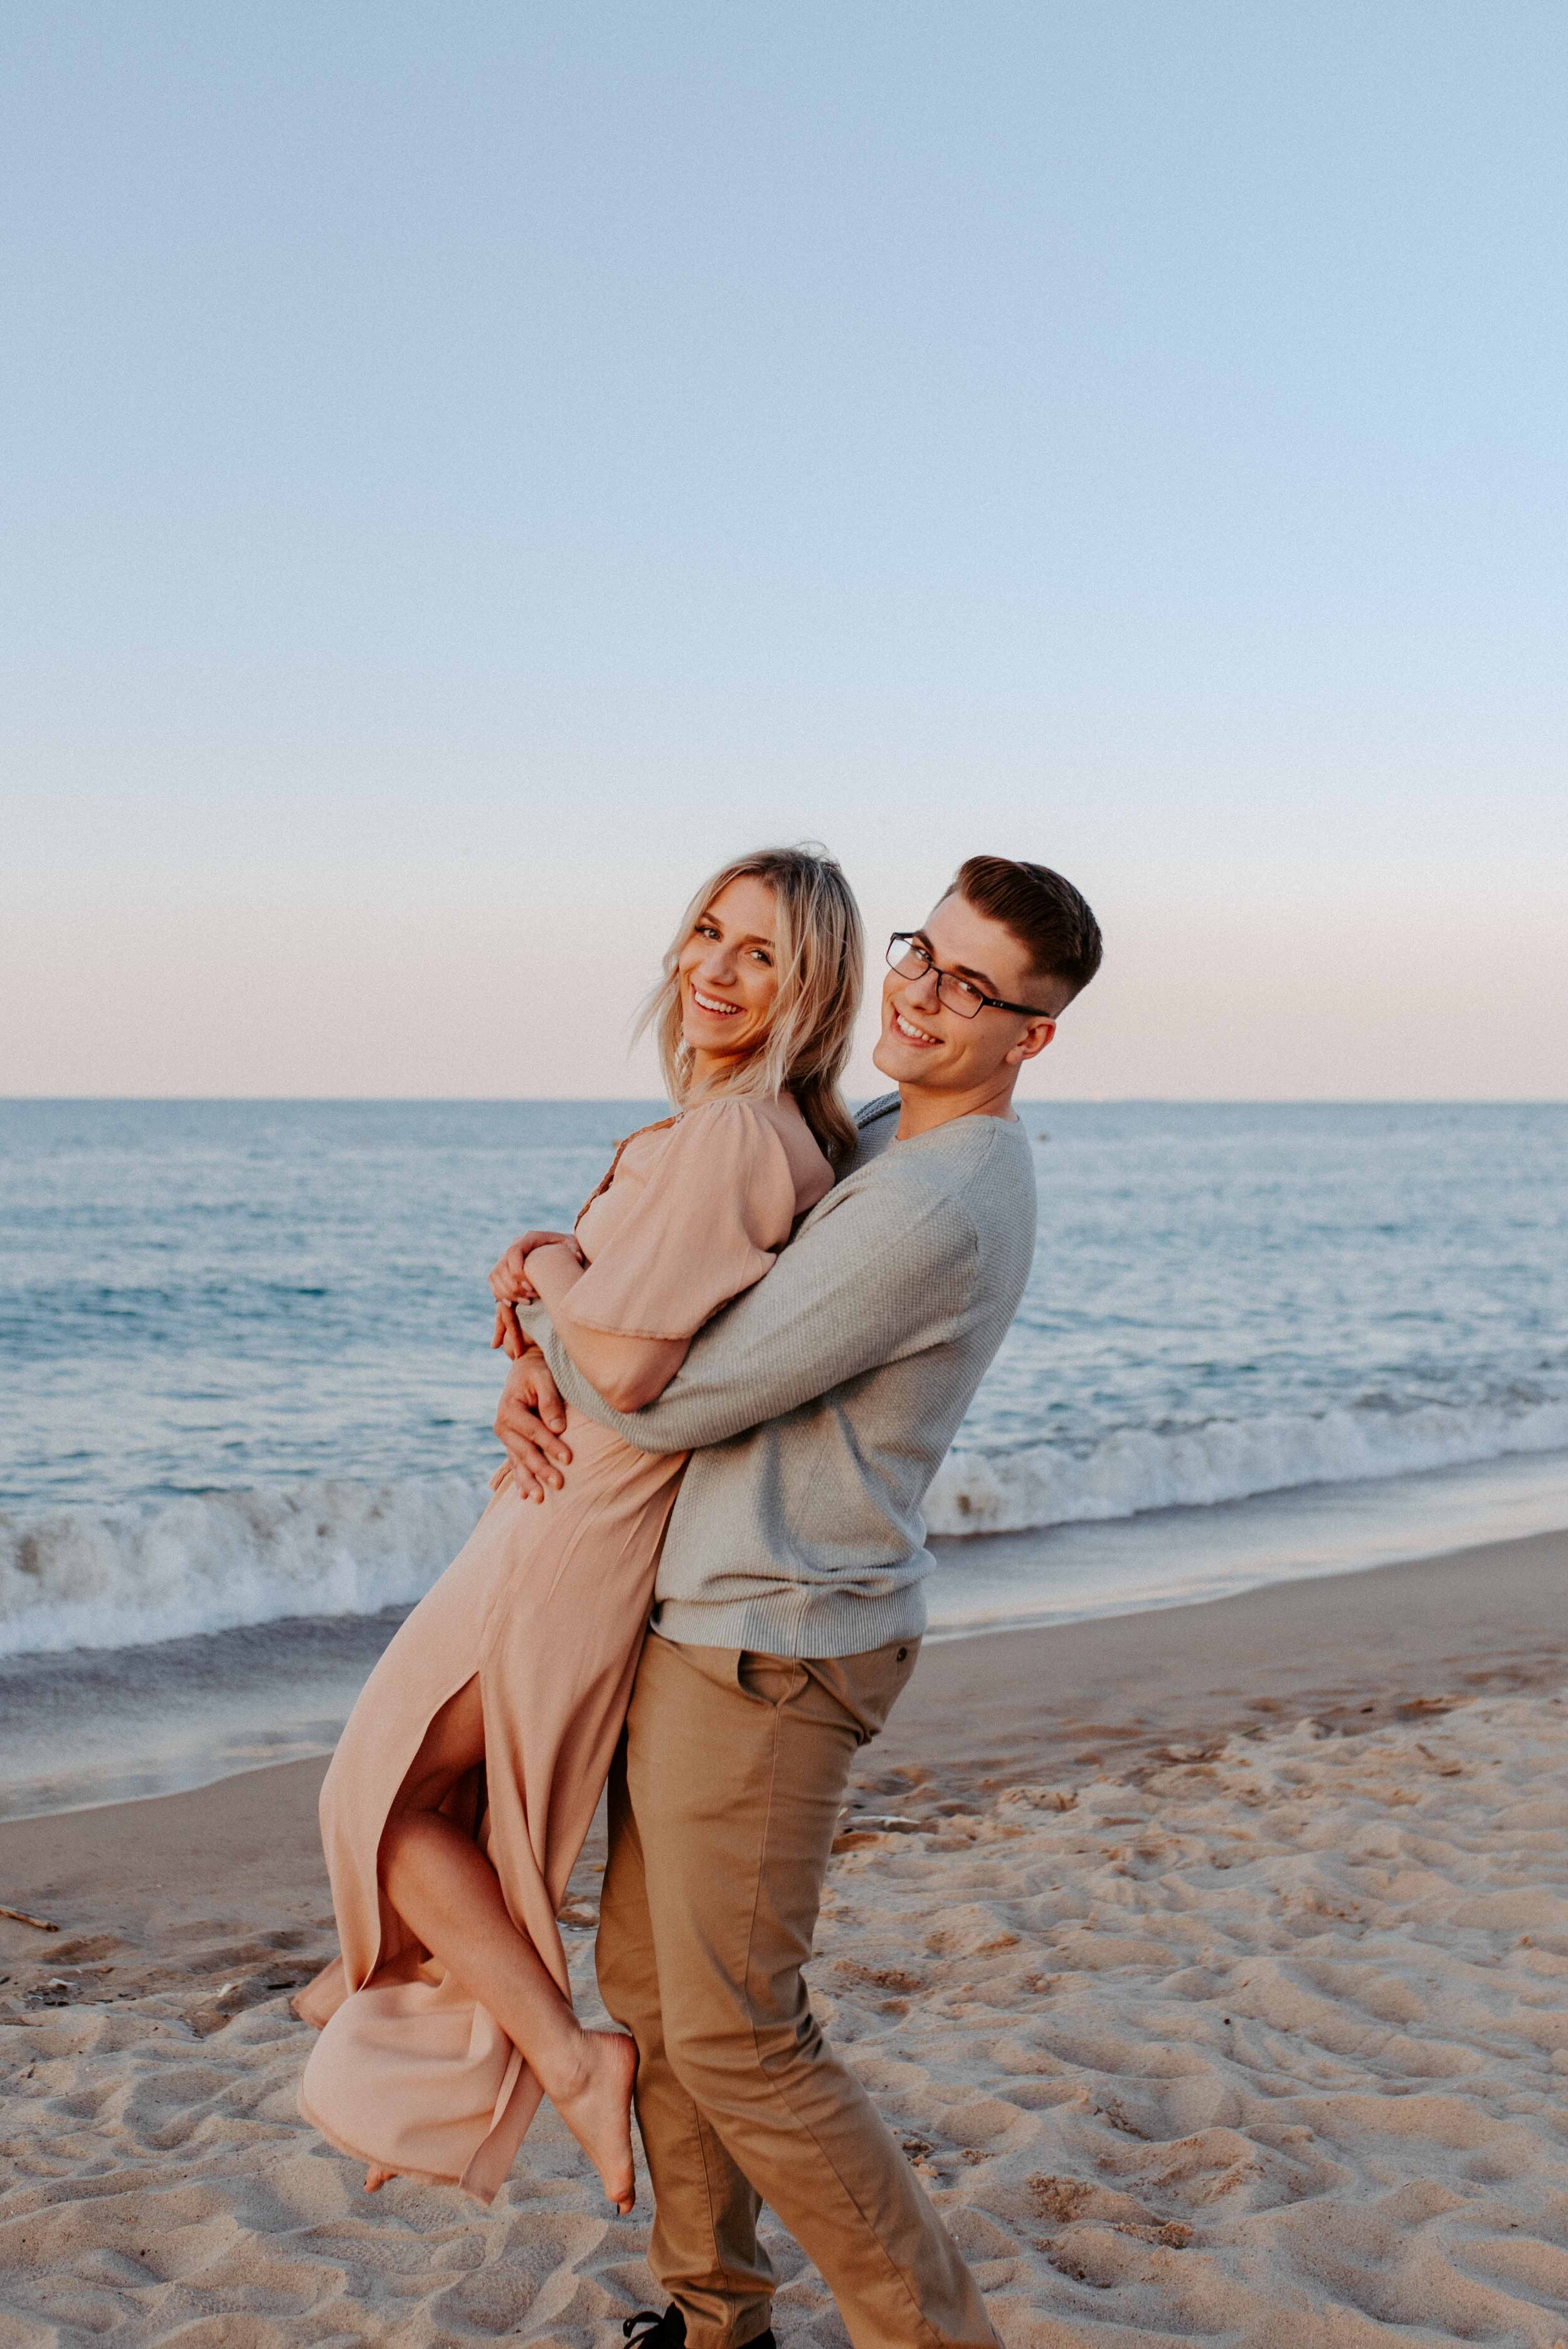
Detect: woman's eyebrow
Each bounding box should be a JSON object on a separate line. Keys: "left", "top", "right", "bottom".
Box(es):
{"left": 696, "top": 912, "right": 775, "bottom": 948}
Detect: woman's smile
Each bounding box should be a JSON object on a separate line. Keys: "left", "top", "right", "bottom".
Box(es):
{"left": 675, "top": 871, "right": 784, "bottom": 1076}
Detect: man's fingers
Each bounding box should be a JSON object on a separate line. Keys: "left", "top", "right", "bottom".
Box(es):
{"left": 507, "top": 1435, "right": 563, "bottom": 1491}
{"left": 522, "top": 1434, "right": 564, "bottom": 1487}
{"left": 493, "top": 1398, "right": 568, "bottom": 1490}
{"left": 523, "top": 1404, "right": 571, "bottom": 1462}
{"left": 529, "top": 1360, "right": 569, "bottom": 1435}
{"left": 490, "top": 1460, "right": 545, "bottom": 1503}
{"left": 498, "top": 1355, "right": 571, "bottom": 1456}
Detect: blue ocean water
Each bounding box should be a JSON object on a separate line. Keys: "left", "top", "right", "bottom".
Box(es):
{"left": 2, "top": 1100, "right": 1565, "bottom": 1660}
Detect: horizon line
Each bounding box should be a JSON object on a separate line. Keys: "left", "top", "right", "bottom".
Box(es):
{"left": 3, "top": 1096, "right": 1565, "bottom": 1111}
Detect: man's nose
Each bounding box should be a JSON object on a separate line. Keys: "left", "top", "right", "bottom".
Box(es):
{"left": 901, "top": 964, "right": 943, "bottom": 1009}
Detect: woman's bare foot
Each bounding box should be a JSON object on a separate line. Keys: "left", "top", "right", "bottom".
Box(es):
{"left": 548, "top": 2027, "right": 638, "bottom": 2214}
{"left": 364, "top": 2164, "right": 397, "bottom": 2192}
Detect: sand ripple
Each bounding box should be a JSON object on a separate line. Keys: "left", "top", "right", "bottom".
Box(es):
{"left": 4, "top": 1692, "right": 1567, "bottom": 2345}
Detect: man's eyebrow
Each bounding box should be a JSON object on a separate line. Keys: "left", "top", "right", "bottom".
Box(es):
{"left": 946, "top": 950, "right": 1005, "bottom": 994}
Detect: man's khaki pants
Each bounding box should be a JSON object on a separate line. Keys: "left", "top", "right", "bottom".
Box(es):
{"left": 596, "top": 1631, "right": 999, "bottom": 2349}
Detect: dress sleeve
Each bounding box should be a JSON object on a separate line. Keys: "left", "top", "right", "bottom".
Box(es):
{"left": 563, "top": 1098, "right": 803, "bottom": 1341}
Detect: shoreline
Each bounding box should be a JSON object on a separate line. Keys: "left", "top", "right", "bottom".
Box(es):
{"left": 877, "top": 1519, "right": 1568, "bottom": 1800}
{"left": 6, "top": 1450, "right": 1568, "bottom": 1823}
{"left": 9, "top": 1439, "right": 1568, "bottom": 1697}
{"left": 3, "top": 1522, "right": 1562, "bottom": 1938}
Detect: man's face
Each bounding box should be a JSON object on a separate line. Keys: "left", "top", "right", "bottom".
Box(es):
{"left": 871, "top": 891, "right": 1061, "bottom": 1096}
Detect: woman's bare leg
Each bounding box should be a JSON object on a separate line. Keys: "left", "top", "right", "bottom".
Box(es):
{"left": 376, "top": 1677, "right": 637, "bottom": 2211}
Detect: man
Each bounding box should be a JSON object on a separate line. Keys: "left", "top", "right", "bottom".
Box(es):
{"left": 498, "top": 857, "right": 1102, "bottom": 2349}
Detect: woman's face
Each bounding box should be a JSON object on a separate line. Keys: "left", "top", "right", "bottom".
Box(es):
{"left": 677, "top": 874, "right": 782, "bottom": 1072}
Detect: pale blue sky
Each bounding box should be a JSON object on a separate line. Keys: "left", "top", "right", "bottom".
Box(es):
{"left": 4, "top": 3, "right": 1565, "bottom": 1097}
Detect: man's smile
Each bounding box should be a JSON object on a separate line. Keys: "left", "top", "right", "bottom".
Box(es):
{"left": 889, "top": 1004, "right": 941, "bottom": 1046}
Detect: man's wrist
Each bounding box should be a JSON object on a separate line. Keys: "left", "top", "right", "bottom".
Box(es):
{"left": 515, "top": 1295, "right": 555, "bottom": 1347}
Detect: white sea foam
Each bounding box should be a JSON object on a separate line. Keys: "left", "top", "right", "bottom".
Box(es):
{"left": 0, "top": 1475, "right": 489, "bottom": 1661}
{"left": 924, "top": 1396, "right": 1568, "bottom": 1537}
{"left": 5, "top": 1397, "right": 1568, "bottom": 1659}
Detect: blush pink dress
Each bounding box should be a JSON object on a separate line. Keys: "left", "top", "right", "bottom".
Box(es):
{"left": 294, "top": 1095, "right": 832, "bottom": 2203}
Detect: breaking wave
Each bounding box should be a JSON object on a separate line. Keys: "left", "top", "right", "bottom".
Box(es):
{"left": 4, "top": 1398, "right": 1567, "bottom": 1658}
{"left": 924, "top": 1397, "right": 1568, "bottom": 1537}
{"left": 0, "top": 1475, "right": 487, "bottom": 1660}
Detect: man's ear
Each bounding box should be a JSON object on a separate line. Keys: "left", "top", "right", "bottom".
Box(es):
{"left": 1007, "top": 1016, "right": 1057, "bottom": 1066}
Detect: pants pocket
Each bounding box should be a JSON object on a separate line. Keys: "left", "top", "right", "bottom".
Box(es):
{"left": 735, "top": 1651, "right": 808, "bottom": 1708}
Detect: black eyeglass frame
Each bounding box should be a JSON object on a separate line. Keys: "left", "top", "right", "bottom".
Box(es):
{"left": 886, "top": 933, "right": 1056, "bottom": 1022}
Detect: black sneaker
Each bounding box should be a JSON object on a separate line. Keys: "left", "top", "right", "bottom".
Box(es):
{"left": 623, "top": 2315, "right": 684, "bottom": 2346}
{"left": 622, "top": 2314, "right": 776, "bottom": 2348}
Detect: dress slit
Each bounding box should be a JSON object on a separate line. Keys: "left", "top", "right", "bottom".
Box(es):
{"left": 295, "top": 1441, "right": 686, "bottom": 2201}
{"left": 292, "top": 1092, "right": 834, "bottom": 2203}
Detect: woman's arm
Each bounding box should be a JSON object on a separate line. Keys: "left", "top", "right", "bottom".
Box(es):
{"left": 509, "top": 1179, "right": 977, "bottom": 1453}
{"left": 524, "top": 1244, "right": 689, "bottom": 1414}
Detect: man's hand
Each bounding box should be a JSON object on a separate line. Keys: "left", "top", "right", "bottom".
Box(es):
{"left": 489, "top": 1229, "right": 585, "bottom": 1357}
{"left": 491, "top": 1345, "right": 573, "bottom": 1503}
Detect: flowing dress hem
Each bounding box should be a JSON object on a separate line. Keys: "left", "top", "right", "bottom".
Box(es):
{"left": 297, "top": 2051, "right": 541, "bottom": 2208}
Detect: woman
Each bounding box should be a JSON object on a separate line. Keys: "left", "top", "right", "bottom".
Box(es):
{"left": 294, "top": 847, "right": 863, "bottom": 2217}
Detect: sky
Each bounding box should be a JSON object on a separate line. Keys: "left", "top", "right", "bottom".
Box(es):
{"left": 3, "top": 2, "right": 1565, "bottom": 1100}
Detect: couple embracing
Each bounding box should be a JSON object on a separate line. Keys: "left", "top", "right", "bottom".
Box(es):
{"left": 295, "top": 846, "right": 1102, "bottom": 2349}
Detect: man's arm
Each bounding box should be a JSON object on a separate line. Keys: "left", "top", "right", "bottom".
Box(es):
{"left": 514, "top": 1175, "right": 977, "bottom": 1454}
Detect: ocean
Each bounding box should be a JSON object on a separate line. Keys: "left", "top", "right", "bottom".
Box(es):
{"left": 3, "top": 1099, "right": 1565, "bottom": 1813}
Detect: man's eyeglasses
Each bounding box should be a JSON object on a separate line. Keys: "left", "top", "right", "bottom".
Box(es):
{"left": 886, "top": 934, "right": 1054, "bottom": 1022}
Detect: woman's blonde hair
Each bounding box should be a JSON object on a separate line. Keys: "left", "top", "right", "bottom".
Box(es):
{"left": 637, "top": 845, "right": 864, "bottom": 1165}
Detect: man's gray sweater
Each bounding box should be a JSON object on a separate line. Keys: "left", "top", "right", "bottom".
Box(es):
{"left": 521, "top": 1094, "right": 1038, "bottom": 1658}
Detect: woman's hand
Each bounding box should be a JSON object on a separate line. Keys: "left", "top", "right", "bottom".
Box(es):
{"left": 489, "top": 1229, "right": 586, "bottom": 1355}
{"left": 490, "top": 1229, "right": 585, "bottom": 1303}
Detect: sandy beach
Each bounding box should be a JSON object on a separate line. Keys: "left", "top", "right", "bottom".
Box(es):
{"left": 3, "top": 1529, "right": 1566, "bottom": 2346}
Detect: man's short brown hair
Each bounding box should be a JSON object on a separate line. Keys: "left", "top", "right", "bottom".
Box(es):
{"left": 951, "top": 856, "right": 1103, "bottom": 1004}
